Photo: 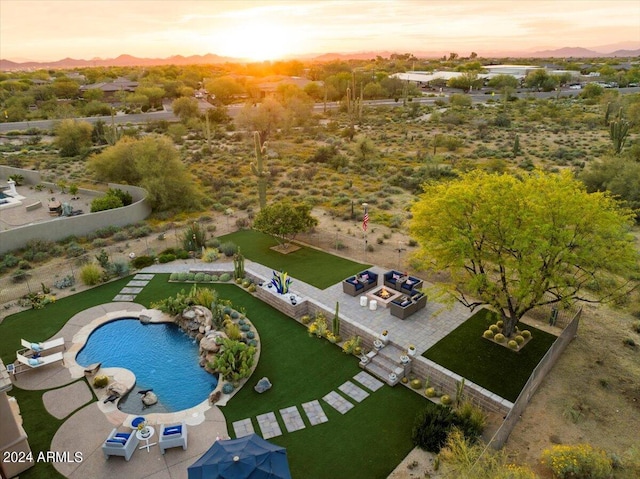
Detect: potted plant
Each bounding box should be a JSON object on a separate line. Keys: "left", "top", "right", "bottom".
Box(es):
{"left": 380, "top": 330, "right": 389, "bottom": 344}
{"left": 407, "top": 344, "right": 416, "bottom": 356}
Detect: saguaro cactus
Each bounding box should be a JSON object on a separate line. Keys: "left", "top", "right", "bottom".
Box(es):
{"left": 332, "top": 301, "right": 340, "bottom": 337}
{"left": 250, "top": 131, "right": 268, "bottom": 209}
{"left": 233, "top": 248, "right": 245, "bottom": 280}
{"left": 609, "top": 115, "right": 630, "bottom": 155}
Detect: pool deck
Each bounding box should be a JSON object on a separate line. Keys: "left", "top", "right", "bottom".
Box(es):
{"left": 6, "top": 260, "right": 473, "bottom": 479}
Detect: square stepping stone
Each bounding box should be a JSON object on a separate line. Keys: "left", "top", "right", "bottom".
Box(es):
{"left": 322, "top": 391, "right": 354, "bottom": 414}
{"left": 339, "top": 381, "right": 370, "bottom": 403}
{"left": 119, "top": 287, "right": 143, "bottom": 294}
{"left": 353, "top": 371, "right": 384, "bottom": 392}
{"left": 302, "top": 400, "right": 328, "bottom": 426}
{"left": 279, "top": 406, "right": 306, "bottom": 433}
{"left": 232, "top": 418, "right": 254, "bottom": 438}
{"left": 134, "top": 274, "right": 154, "bottom": 280}
{"left": 127, "top": 280, "right": 149, "bottom": 287}
{"left": 256, "top": 412, "right": 282, "bottom": 439}
{"left": 113, "top": 294, "right": 135, "bottom": 302}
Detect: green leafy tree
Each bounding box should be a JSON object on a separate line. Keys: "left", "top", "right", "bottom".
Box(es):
{"left": 88, "top": 136, "right": 203, "bottom": 211}
{"left": 410, "top": 170, "right": 638, "bottom": 337}
{"left": 54, "top": 119, "right": 93, "bottom": 157}
{"left": 253, "top": 201, "right": 318, "bottom": 246}
{"left": 171, "top": 96, "right": 199, "bottom": 122}
{"left": 447, "top": 73, "right": 482, "bottom": 92}
{"left": 204, "top": 76, "right": 244, "bottom": 104}
{"left": 237, "top": 97, "right": 286, "bottom": 142}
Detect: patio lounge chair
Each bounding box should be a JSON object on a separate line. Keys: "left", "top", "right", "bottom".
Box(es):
{"left": 102, "top": 428, "right": 140, "bottom": 461}
{"left": 20, "top": 337, "right": 65, "bottom": 353}
{"left": 15, "top": 351, "right": 64, "bottom": 370}
{"left": 158, "top": 422, "right": 188, "bottom": 454}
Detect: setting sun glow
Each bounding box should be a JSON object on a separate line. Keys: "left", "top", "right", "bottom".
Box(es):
{"left": 216, "top": 22, "right": 293, "bottom": 61}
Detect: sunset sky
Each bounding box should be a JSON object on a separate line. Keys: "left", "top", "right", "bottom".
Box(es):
{"left": 1, "top": 0, "right": 639, "bottom": 62}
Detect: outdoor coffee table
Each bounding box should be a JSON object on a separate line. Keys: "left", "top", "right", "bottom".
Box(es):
{"left": 136, "top": 426, "right": 156, "bottom": 452}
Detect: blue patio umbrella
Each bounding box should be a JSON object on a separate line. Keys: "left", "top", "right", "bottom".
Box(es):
{"left": 188, "top": 434, "right": 292, "bottom": 479}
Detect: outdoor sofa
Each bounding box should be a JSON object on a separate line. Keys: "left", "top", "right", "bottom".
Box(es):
{"left": 102, "top": 428, "right": 140, "bottom": 461}
{"left": 384, "top": 270, "right": 424, "bottom": 293}
{"left": 342, "top": 270, "right": 379, "bottom": 296}
{"left": 390, "top": 291, "right": 427, "bottom": 319}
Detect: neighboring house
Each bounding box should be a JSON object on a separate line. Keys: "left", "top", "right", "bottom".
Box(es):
{"left": 255, "top": 76, "right": 318, "bottom": 98}
{"left": 80, "top": 77, "right": 139, "bottom": 102}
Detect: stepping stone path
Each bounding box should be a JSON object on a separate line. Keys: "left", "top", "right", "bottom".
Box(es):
{"left": 256, "top": 412, "right": 282, "bottom": 439}
{"left": 280, "top": 406, "right": 306, "bottom": 433}
{"left": 232, "top": 418, "right": 255, "bottom": 438}
{"left": 233, "top": 372, "right": 384, "bottom": 440}
{"left": 353, "top": 371, "right": 384, "bottom": 391}
{"left": 113, "top": 274, "right": 154, "bottom": 302}
{"left": 322, "top": 391, "right": 354, "bottom": 414}
{"left": 339, "top": 381, "right": 370, "bottom": 403}
{"left": 301, "top": 400, "right": 328, "bottom": 425}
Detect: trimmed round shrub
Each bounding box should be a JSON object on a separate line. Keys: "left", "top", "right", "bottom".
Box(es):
{"left": 222, "top": 383, "right": 235, "bottom": 394}
{"left": 131, "top": 255, "right": 155, "bottom": 269}
{"left": 515, "top": 335, "right": 525, "bottom": 345}
{"left": 169, "top": 273, "right": 179, "bottom": 281}
{"left": 219, "top": 273, "right": 231, "bottom": 282}
{"left": 194, "top": 272, "right": 205, "bottom": 282}
{"left": 210, "top": 274, "right": 219, "bottom": 281}
{"left": 494, "top": 333, "right": 505, "bottom": 343}
{"left": 186, "top": 272, "right": 195, "bottom": 281}
{"left": 483, "top": 330, "right": 495, "bottom": 339}
{"left": 158, "top": 253, "right": 176, "bottom": 263}
{"left": 440, "top": 395, "right": 452, "bottom": 405}
{"left": 203, "top": 274, "right": 212, "bottom": 282}
{"left": 176, "top": 250, "right": 190, "bottom": 260}
{"left": 521, "top": 330, "right": 532, "bottom": 339}
{"left": 508, "top": 340, "right": 519, "bottom": 349}
{"left": 410, "top": 379, "right": 423, "bottom": 389}
{"left": 93, "top": 375, "right": 109, "bottom": 388}
{"left": 489, "top": 324, "right": 499, "bottom": 333}
{"left": 178, "top": 272, "right": 188, "bottom": 282}
{"left": 80, "top": 263, "right": 102, "bottom": 286}
{"left": 246, "top": 331, "right": 255, "bottom": 339}
{"left": 425, "top": 387, "right": 436, "bottom": 398}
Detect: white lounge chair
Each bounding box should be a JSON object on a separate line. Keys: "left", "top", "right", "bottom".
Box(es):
{"left": 20, "top": 337, "right": 65, "bottom": 353}
{"left": 16, "top": 351, "right": 64, "bottom": 370}
{"left": 158, "top": 422, "right": 188, "bottom": 454}
{"left": 102, "top": 428, "right": 140, "bottom": 461}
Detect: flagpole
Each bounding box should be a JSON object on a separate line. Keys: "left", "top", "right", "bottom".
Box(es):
{"left": 362, "top": 203, "right": 368, "bottom": 262}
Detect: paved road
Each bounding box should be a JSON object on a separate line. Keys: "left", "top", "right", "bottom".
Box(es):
{"left": 2, "top": 87, "right": 638, "bottom": 133}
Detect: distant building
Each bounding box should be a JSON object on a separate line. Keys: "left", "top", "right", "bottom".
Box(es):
{"left": 79, "top": 77, "right": 138, "bottom": 102}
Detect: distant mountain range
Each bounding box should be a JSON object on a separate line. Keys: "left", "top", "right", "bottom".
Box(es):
{"left": 2, "top": 46, "right": 639, "bottom": 71}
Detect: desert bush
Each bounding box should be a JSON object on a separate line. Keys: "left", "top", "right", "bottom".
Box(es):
{"left": 412, "top": 406, "right": 457, "bottom": 453}
{"left": 219, "top": 273, "right": 231, "bottom": 282}
{"left": 131, "top": 255, "right": 155, "bottom": 269}
{"left": 220, "top": 241, "right": 238, "bottom": 257}
{"left": 541, "top": 444, "right": 612, "bottom": 479}
{"left": 159, "top": 253, "right": 176, "bottom": 263}
{"left": 202, "top": 248, "right": 220, "bottom": 263}
{"left": 80, "top": 263, "right": 102, "bottom": 286}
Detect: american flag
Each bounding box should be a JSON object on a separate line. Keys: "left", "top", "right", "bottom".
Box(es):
{"left": 362, "top": 209, "right": 369, "bottom": 232}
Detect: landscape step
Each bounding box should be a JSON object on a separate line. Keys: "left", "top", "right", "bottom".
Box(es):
{"left": 363, "top": 362, "right": 401, "bottom": 386}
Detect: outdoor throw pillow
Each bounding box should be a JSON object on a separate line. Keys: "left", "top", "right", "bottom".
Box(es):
{"left": 28, "top": 358, "right": 41, "bottom": 366}
{"left": 115, "top": 433, "right": 130, "bottom": 440}
{"left": 361, "top": 274, "right": 369, "bottom": 281}
{"left": 392, "top": 273, "right": 400, "bottom": 280}
{"left": 106, "top": 438, "right": 126, "bottom": 445}
{"left": 31, "top": 343, "right": 43, "bottom": 352}
{"left": 163, "top": 426, "right": 182, "bottom": 436}
{"left": 401, "top": 300, "right": 411, "bottom": 307}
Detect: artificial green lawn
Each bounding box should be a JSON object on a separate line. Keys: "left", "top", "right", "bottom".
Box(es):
{"left": 218, "top": 229, "right": 370, "bottom": 289}
{"left": 3, "top": 274, "right": 431, "bottom": 479}
{"left": 422, "top": 309, "right": 557, "bottom": 402}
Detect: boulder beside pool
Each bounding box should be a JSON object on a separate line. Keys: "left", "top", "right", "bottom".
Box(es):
{"left": 141, "top": 391, "right": 158, "bottom": 406}
{"left": 254, "top": 377, "right": 272, "bottom": 393}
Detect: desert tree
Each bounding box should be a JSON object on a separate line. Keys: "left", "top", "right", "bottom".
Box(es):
{"left": 410, "top": 170, "right": 639, "bottom": 337}
{"left": 54, "top": 119, "right": 93, "bottom": 157}
{"left": 253, "top": 201, "right": 318, "bottom": 247}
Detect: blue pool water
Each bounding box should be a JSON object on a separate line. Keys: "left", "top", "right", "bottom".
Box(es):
{"left": 76, "top": 319, "right": 218, "bottom": 412}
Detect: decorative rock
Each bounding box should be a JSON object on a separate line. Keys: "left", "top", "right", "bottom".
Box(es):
{"left": 139, "top": 314, "right": 151, "bottom": 324}
{"left": 209, "top": 390, "right": 221, "bottom": 404}
{"left": 199, "top": 326, "right": 205, "bottom": 334}
{"left": 204, "top": 325, "right": 211, "bottom": 333}
{"left": 141, "top": 391, "right": 158, "bottom": 406}
{"left": 200, "top": 336, "right": 221, "bottom": 353}
{"left": 107, "top": 382, "right": 128, "bottom": 397}
{"left": 196, "top": 333, "right": 204, "bottom": 343}
{"left": 254, "top": 377, "right": 272, "bottom": 393}
{"left": 183, "top": 310, "right": 197, "bottom": 320}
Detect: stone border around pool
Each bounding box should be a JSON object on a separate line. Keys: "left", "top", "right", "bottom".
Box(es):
{"left": 65, "top": 307, "right": 218, "bottom": 429}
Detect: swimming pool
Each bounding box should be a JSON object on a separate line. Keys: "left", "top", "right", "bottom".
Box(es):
{"left": 76, "top": 318, "right": 218, "bottom": 413}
